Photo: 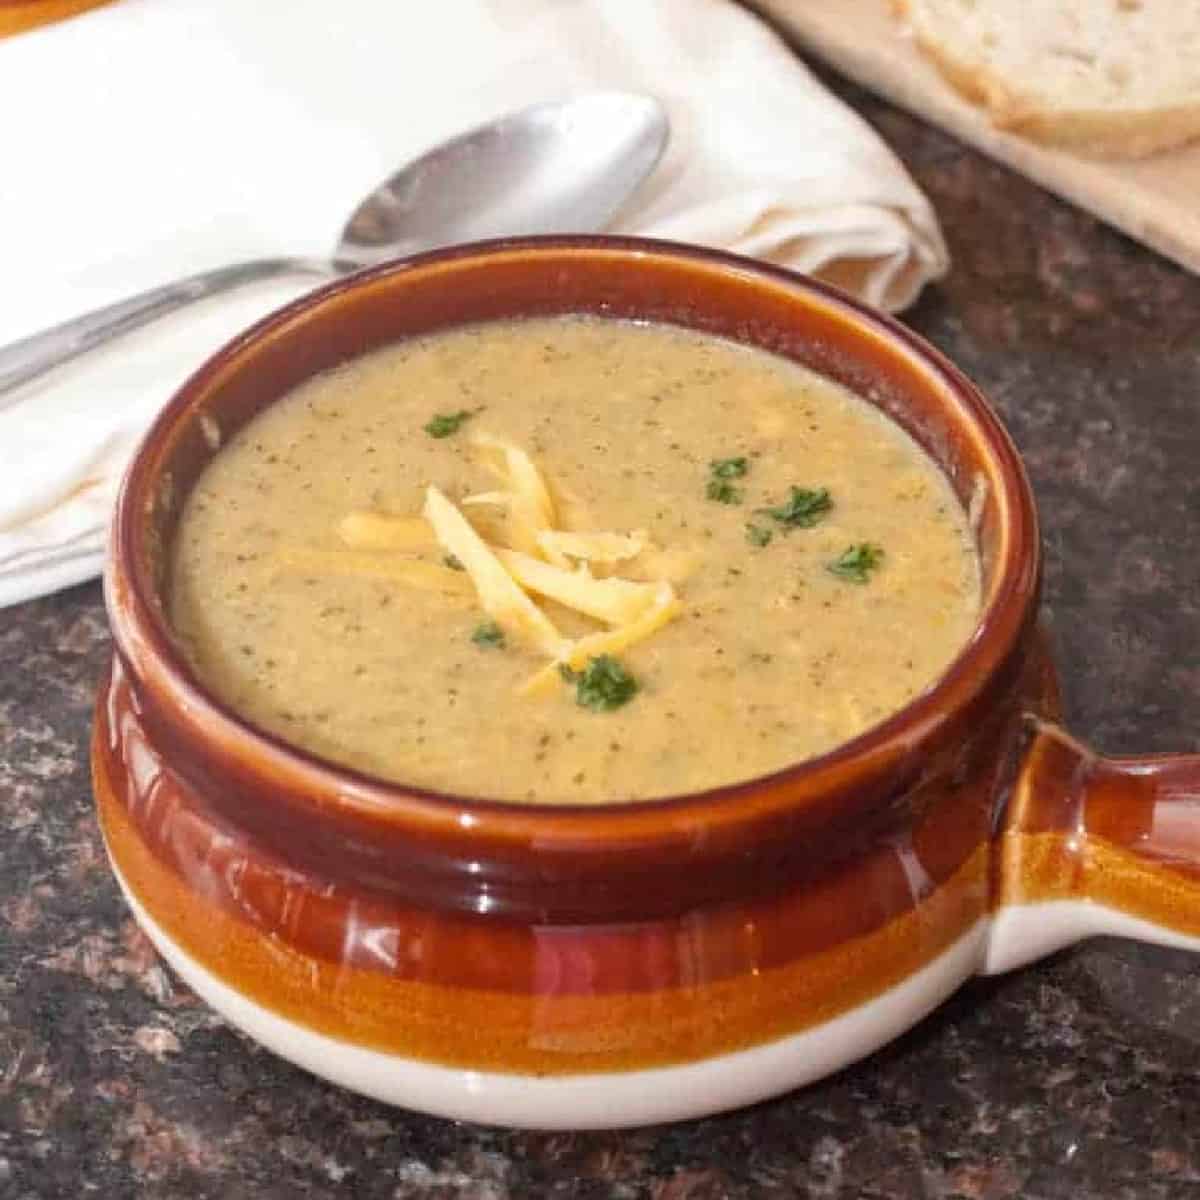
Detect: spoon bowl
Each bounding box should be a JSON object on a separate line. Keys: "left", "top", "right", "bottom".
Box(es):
{"left": 0, "top": 93, "right": 669, "bottom": 399}
{"left": 341, "top": 94, "right": 668, "bottom": 263}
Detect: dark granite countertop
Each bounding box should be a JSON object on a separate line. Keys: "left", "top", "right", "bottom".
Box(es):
{"left": 3, "top": 59, "right": 1200, "bottom": 1200}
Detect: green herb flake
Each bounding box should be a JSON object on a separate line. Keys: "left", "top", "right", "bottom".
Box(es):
{"left": 704, "top": 455, "right": 751, "bottom": 504}
{"left": 560, "top": 654, "right": 639, "bottom": 712}
{"left": 443, "top": 554, "right": 465, "bottom": 571}
{"left": 705, "top": 477, "right": 743, "bottom": 505}
{"left": 745, "top": 523, "right": 773, "bottom": 548}
{"left": 828, "top": 543, "right": 885, "bottom": 584}
{"left": 709, "top": 456, "right": 749, "bottom": 479}
{"left": 759, "top": 486, "right": 833, "bottom": 529}
{"left": 470, "top": 620, "right": 506, "bottom": 649}
{"left": 423, "top": 409, "right": 474, "bottom": 438}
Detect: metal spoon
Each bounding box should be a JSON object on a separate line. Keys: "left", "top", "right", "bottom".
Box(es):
{"left": 0, "top": 92, "right": 668, "bottom": 399}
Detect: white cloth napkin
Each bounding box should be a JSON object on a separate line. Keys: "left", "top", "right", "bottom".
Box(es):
{"left": 0, "top": 0, "right": 948, "bottom": 609}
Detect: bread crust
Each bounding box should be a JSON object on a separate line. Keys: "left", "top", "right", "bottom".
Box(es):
{"left": 897, "top": 0, "right": 1200, "bottom": 159}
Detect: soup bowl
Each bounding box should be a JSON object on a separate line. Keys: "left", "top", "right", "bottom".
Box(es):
{"left": 95, "top": 237, "right": 1200, "bottom": 1129}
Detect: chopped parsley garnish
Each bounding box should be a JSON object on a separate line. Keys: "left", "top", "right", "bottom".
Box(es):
{"left": 423, "top": 409, "right": 474, "bottom": 438}
{"left": 559, "top": 654, "right": 639, "bottom": 712}
{"left": 443, "top": 554, "right": 465, "bottom": 571}
{"left": 745, "top": 523, "right": 773, "bottom": 548}
{"left": 758, "top": 486, "right": 832, "bottom": 529}
{"left": 828, "top": 543, "right": 885, "bottom": 583}
{"left": 709, "top": 456, "right": 749, "bottom": 479}
{"left": 706, "top": 478, "right": 743, "bottom": 505}
{"left": 470, "top": 620, "right": 506, "bottom": 648}
{"left": 705, "top": 456, "right": 750, "bottom": 504}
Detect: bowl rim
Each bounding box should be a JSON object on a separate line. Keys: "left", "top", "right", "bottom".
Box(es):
{"left": 107, "top": 234, "right": 1040, "bottom": 851}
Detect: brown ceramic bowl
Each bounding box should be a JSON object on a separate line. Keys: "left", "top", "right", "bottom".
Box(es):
{"left": 94, "top": 237, "right": 1200, "bottom": 1129}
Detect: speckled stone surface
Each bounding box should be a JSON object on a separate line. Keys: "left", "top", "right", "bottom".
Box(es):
{"left": 3, "top": 66, "right": 1200, "bottom": 1200}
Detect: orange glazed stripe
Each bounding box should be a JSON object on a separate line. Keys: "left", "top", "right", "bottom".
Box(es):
{"left": 95, "top": 726, "right": 987, "bottom": 1075}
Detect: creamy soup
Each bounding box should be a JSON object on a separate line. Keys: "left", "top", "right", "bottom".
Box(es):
{"left": 169, "top": 317, "right": 981, "bottom": 804}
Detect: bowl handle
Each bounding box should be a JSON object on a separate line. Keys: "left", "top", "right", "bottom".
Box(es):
{"left": 983, "top": 719, "right": 1200, "bottom": 974}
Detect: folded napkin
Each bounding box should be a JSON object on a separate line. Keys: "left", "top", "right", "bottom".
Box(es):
{"left": 0, "top": 0, "right": 949, "bottom": 609}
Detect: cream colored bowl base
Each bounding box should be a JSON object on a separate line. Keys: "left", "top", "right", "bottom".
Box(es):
{"left": 111, "top": 858, "right": 989, "bottom": 1129}
{"left": 984, "top": 898, "right": 1200, "bottom": 973}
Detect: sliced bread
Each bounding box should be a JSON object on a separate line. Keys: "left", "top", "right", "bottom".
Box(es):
{"left": 895, "top": 0, "right": 1200, "bottom": 158}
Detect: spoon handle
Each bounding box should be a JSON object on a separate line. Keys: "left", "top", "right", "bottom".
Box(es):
{"left": 0, "top": 257, "right": 332, "bottom": 404}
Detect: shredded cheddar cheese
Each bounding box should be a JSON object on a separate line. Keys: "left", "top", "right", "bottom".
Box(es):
{"left": 301, "top": 434, "right": 686, "bottom": 699}
{"left": 519, "top": 581, "right": 681, "bottom": 697}
{"left": 461, "top": 491, "right": 513, "bottom": 509}
{"left": 422, "top": 484, "right": 567, "bottom": 658}
{"left": 471, "top": 434, "right": 553, "bottom": 516}
{"left": 494, "top": 548, "right": 659, "bottom": 627}
{"left": 624, "top": 545, "right": 702, "bottom": 584}
{"left": 338, "top": 511, "right": 434, "bottom": 551}
{"left": 276, "top": 548, "right": 473, "bottom": 597}
{"left": 536, "top": 529, "right": 649, "bottom": 564}
{"left": 469, "top": 433, "right": 566, "bottom": 564}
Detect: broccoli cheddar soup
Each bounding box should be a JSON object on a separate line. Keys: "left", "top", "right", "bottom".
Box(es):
{"left": 169, "top": 317, "right": 982, "bottom": 805}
